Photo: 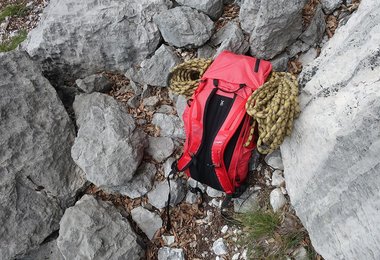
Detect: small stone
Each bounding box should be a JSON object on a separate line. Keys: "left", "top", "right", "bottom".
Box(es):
{"left": 242, "top": 249, "right": 248, "bottom": 260}
{"left": 270, "top": 188, "right": 287, "bottom": 212}
{"left": 292, "top": 246, "right": 309, "bottom": 260}
{"left": 141, "top": 84, "right": 151, "bottom": 99}
{"left": 271, "top": 170, "right": 285, "bottom": 187}
{"left": 232, "top": 253, "right": 240, "bottom": 260}
{"left": 127, "top": 95, "right": 140, "bottom": 108}
{"left": 265, "top": 149, "right": 284, "bottom": 170}
{"left": 131, "top": 206, "right": 162, "bottom": 240}
{"left": 209, "top": 198, "right": 221, "bottom": 208}
{"left": 152, "top": 113, "right": 185, "bottom": 139}
{"left": 206, "top": 187, "right": 224, "bottom": 198}
{"left": 142, "top": 96, "right": 160, "bottom": 109}
{"left": 147, "top": 179, "right": 186, "bottom": 209}
{"left": 185, "top": 192, "right": 199, "bottom": 204}
{"left": 164, "top": 157, "right": 176, "bottom": 177}
{"left": 75, "top": 73, "right": 112, "bottom": 93}
{"left": 146, "top": 136, "right": 175, "bottom": 163}
{"left": 212, "top": 238, "right": 228, "bottom": 256}
{"left": 157, "top": 105, "right": 176, "bottom": 114}
{"left": 129, "top": 81, "right": 142, "bottom": 95}
{"left": 136, "top": 119, "right": 147, "bottom": 125}
{"left": 187, "top": 178, "right": 207, "bottom": 192}
{"left": 270, "top": 53, "right": 289, "bottom": 72}
{"left": 158, "top": 247, "right": 185, "bottom": 260}
{"left": 221, "top": 225, "right": 228, "bottom": 234}
{"left": 281, "top": 187, "right": 288, "bottom": 195}
{"left": 162, "top": 236, "right": 175, "bottom": 246}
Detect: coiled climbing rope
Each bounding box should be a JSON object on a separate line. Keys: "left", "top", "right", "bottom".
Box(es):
{"left": 245, "top": 72, "right": 300, "bottom": 154}
{"left": 168, "top": 58, "right": 213, "bottom": 97}
{"left": 168, "top": 60, "right": 300, "bottom": 154}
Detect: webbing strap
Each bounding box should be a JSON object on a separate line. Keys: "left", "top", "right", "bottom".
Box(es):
{"left": 165, "top": 161, "right": 178, "bottom": 231}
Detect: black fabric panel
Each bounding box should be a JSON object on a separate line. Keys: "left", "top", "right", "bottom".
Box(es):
{"left": 189, "top": 94, "right": 233, "bottom": 191}
{"left": 223, "top": 119, "right": 245, "bottom": 174}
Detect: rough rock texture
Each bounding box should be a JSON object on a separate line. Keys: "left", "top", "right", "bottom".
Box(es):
{"left": 125, "top": 45, "right": 181, "bottom": 87}
{"left": 0, "top": 51, "right": 85, "bottom": 259}
{"left": 212, "top": 238, "right": 228, "bottom": 255}
{"left": 146, "top": 136, "right": 175, "bottom": 162}
{"left": 154, "top": 6, "right": 214, "bottom": 48}
{"left": 158, "top": 247, "right": 185, "bottom": 260}
{"left": 152, "top": 113, "right": 185, "bottom": 139}
{"left": 57, "top": 195, "right": 144, "bottom": 260}
{"left": 210, "top": 22, "right": 249, "bottom": 57}
{"left": 148, "top": 179, "right": 186, "bottom": 209}
{"left": 282, "top": 1, "right": 380, "bottom": 259}
{"left": 24, "top": 0, "right": 172, "bottom": 82}
{"left": 19, "top": 239, "right": 64, "bottom": 260}
{"left": 176, "top": 0, "right": 224, "bottom": 20}
{"left": 270, "top": 188, "right": 286, "bottom": 212}
{"left": 320, "top": 0, "right": 343, "bottom": 13}
{"left": 75, "top": 74, "right": 112, "bottom": 94}
{"left": 72, "top": 93, "right": 147, "bottom": 187}
{"left": 234, "top": 188, "right": 260, "bottom": 213}
{"left": 239, "top": 0, "right": 307, "bottom": 59}
{"left": 104, "top": 162, "right": 156, "bottom": 199}
{"left": 131, "top": 206, "right": 163, "bottom": 240}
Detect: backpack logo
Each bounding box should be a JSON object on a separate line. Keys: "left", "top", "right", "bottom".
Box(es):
{"left": 220, "top": 100, "right": 224, "bottom": 106}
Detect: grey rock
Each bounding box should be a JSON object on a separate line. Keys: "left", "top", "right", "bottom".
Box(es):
{"left": 188, "top": 178, "right": 207, "bottom": 192}
{"left": 24, "top": 0, "right": 172, "bottom": 83}
{"left": 75, "top": 74, "right": 112, "bottom": 94}
{"left": 152, "top": 113, "right": 185, "bottom": 139}
{"left": 146, "top": 136, "right": 175, "bottom": 162}
{"left": 206, "top": 187, "right": 224, "bottom": 198}
{"left": 292, "top": 246, "right": 309, "bottom": 260}
{"left": 148, "top": 179, "right": 186, "bottom": 209}
{"left": 154, "top": 6, "right": 214, "bottom": 48}
{"left": 131, "top": 206, "right": 163, "bottom": 240}
{"left": 57, "top": 195, "right": 143, "bottom": 260}
{"left": 164, "top": 157, "right": 177, "bottom": 177}
{"left": 265, "top": 149, "right": 284, "bottom": 170}
{"left": 270, "top": 53, "right": 289, "bottom": 72}
{"left": 158, "top": 247, "right": 185, "bottom": 260}
{"left": 298, "top": 48, "right": 318, "bottom": 67}
{"left": 19, "top": 239, "right": 64, "bottom": 260}
{"left": 162, "top": 235, "right": 175, "bottom": 246}
{"left": 240, "top": 0, "right": 307, "bottom": 59}
{"left": 157, "top": 104, "right": 176, "bottom": 114}
{"left": 175, "top": 95, "right": 188, "bottom": 120}
{"left": 211, "top": 22, "right": 249, "bottom": 57}
{"left": 185, "top": 192, "right": 200, "bottom": 204}
{"left": 270, "top": 188, "right": 287, "bottom": 212}
{"left": 271, "top": 170, "right": 285, "bottom": 187}
{"left": 212, "top": 238, "right": 228, "bottom": 255}
{"left": 176, "top": 0, "right": 224, "bottom": 20}
{"left": 299, "top": 5, "right": 325, "bottom": 47}
{"left": 320, "top": 0, "right": 343, "bottom": 14}
{"left": 282, "top": 2, "right": 380, "bottom": 259}
{"left": 197, "top": 44, "right": 217, "bottom": 58}
{"left": 72, "top": 93, "right": 147, "bottom": 187}
{"left": 125, "top": 45, "right": 181, "bottom": 87}
{"left": 141, "top": 84, "right": 152, "bottom": 99}
{"left": 0, "top": 51, "right": 85, "bottom": 259}
{"left": 105, "top": 163, "right": 157, "bottom": 199}
{"left": 130, "top": 80, "right": 143, "bottom": 96}
{"left": 127, "top": 95, "right": 141, "bottom": 108}
{"left": 142, "top": 96, "right": 160, "bottom": 110}
{"left": 234, "top": 187, "right": 260, "bottom": 213}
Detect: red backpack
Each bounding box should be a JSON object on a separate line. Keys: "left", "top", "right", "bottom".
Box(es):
{"left": 175, "top": 51, "right": 272, "bottom": 195}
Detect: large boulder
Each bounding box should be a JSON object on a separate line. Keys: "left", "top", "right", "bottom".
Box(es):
{"left": 239, "top": 0, "right": 307, "bottom": 59}
{"left": 281, "top": 1, "right": 380, "bottom": 259}
{"left": 57, "top": 195, "right": 144, "bottom": 260}
{"left": 71, "top": 93, "right": 147, "bottom": 187}
{"left": 0, "top": 51, "right": 85, "bottom": 259}
{"left": 24, "top": 0, "right": 172, "bottom": 83}
{"left": 154, "top": 6, "right": 214, "bottom": 48}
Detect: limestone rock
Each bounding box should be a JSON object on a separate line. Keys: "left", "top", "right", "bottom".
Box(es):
{"left": 240, "top": 0, "right": 307, "bottom": 59}
{"left": 105, "top": 162, "right": 156, "bottom": 199}
{"left": 270, "top": 53, "right": 290, "bottom": 72}
{"left": 265, "top": 149, "right": 284, "bottom": 170}
{"left": 125, "top": 45, "right": 181, "bottom": 87}
{"left": 234, "top": 188, "right": 260, "bottom": 213}
{"left": 320, "top": 0, "right": 343, "bottom": 14}
{"left": 75, "top": 74, "right": 112, "bottom": 94}
{"left": 24, "top": 0, "right": 172, "bottom": 83}
{"left": 271, "top": 170, "right": 285, "bottom": 187}
{"left": 71, "top": 93, "right": 147, "bottom": 187}
{"left": 212, "top": 238, "right": 228, "bottom": 255}
{"left": 154, "top": 6, "right": 214, "bottom": 48}
{"left": 176, "top": 0, "right": 224, "bottom": 20}
{"left": 152, "top": 113, "right": 185, "bottom": 139}
{"left": 148, "top": 179, "right": 186, "bottom": 209}
{"left": 210, "top": 22, "right": 249, "bottom": 57}
{"left": 270, "top": 188, "right": 287, "bottom": 212}
{"left": 57, "top": 195, "right": 144, "bottom": 260}
{"left": 146, "top": 136, "right": 175, "bottom": 162}
{"left": 164, "top": 157, "right": 176, "bottom": 178}
{"left": 158, "top": 247, "right": 185, "bottom": 260}
{"left": 131, "top": 206, "right": 163, "bottom": 240}
{"left": 19, "top": 239, "right": 64, "bottom": 260}
{"left": 0, "top": 51, "right": 85, "bottom": 259}
{"left": 282, "top": 2, "right": 380, "bottom": 259}
{"left": 206, "top": 186, "right": 224, "bottom": 198}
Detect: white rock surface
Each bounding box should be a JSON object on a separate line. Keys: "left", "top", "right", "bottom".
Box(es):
{"left": 212, "top": 238, "right": 228, "bottom": 256}
{"left": 158, "top": 247, "right": 185, "bottom": 260}
{"left": 206, "top": 187, "right": 224, "bottom": 198}
{"left": 282, "top": 1, "right": 380, "bottom": 259}
{"left": 265, "top": 149, "right": 284, "bottom": 170}
{"left": 162, "top": 235, "right": 175, "bottom": 246}
{"left": 131, "top": 206, "right": 163, "bottom": 240}
{"left": 270, "top": 188, "right": 287, "bottom": 212}
{"left": 271, "top": 170, "right": 286, "bottom": 187}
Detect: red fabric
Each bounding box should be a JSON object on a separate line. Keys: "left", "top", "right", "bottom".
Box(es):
{"left": 177, "top": 51, "right": 272, "bottom": 194}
